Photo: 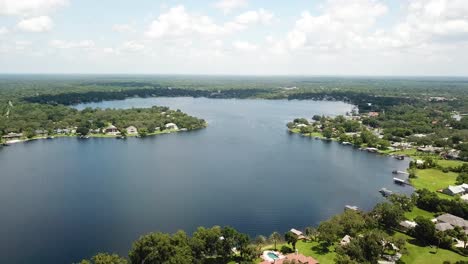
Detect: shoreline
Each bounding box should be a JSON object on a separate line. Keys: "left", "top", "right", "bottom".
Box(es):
{"left": 2, "top": 126, "right": 207, "bottom": 145}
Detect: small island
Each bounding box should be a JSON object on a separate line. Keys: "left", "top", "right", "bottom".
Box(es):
{"left": 0, "top": 105, "right": 207, "bottom": 144}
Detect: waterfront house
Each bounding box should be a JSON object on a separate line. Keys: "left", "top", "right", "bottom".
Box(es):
{"left": 340, "top": 235, "right": 352, "bottom": 246}
{"left": 104, "top": 125, "right": 120, "bottom": 135}
{"left": 436, "top": 214, "right": 468, "bottom": 230}
{"left": 34, "top": 129, "right": 46, "bottom": 136}
{"left": 2, "top": 132, "right": 23, "bottom": 140}
{"left": 399, "top": 220, "right": 417, "bottom": 231}
{"left": 443, "top": 185, "right": 467, "bottom": 196}
{"left": 126, "top": 126, "right": 138, "bottom": 135}
{"left": 435, "top": 222, "right": 454, "bottom": 232}
{"left": 290, "top": 228, "right": 306, "bottom": 240}
{"left": 165, "top": 123, "right": 179, "bottom": 130}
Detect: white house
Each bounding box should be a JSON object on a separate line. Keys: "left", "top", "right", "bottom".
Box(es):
{"left": 165, "top": 123, "right": 179, "bottom": 130}
{"left": 104, "top": 124, "right": 119, "bottom": 135}
{"left": 126, "top": 126, "right": 138, "bottom": 135}
{"left": 443, "top": 185, "right": 465, "bottom": 196}
{"left": 340, "top": 235, "right": 352, "bottom": 246}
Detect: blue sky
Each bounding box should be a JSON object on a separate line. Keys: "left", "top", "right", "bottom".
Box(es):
{"left": 1, "top": 0, "right": 468, "bottom": 75}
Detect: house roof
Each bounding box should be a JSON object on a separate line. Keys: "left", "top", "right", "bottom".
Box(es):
{"left": 437, "top": 214, "right": 468, "bottom": 228}
{"left": 106, "top": 124, "right": 117, "bottom": 129}
{"left": 435, "top": 222, "right": 454, "bottom": 232}
{"left": 340, "top": 235, "right": 352, "bottom": 245}
{"left": 461, "top": 194, "right": 468, "bottom": 201}
{"left": 446, "top": 185, "right": 465, "bottom": 194}
{"left": 290, "top": 228, "right": 303, "bottom": 236}
{"left": 260, "top": 253, "right": 319, "bottom": 264}
{"left": 399, "top": 220, "right": 417, "bottom": 229}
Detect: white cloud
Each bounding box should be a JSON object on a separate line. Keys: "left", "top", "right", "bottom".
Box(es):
{"left": 146, "top": 5, "right": 225, "bottom": 39}
{"left": 286, "top": 0, "right": 387, "bottom": 50}
{"left": 392, "top": 0, "right": 468, "bottom": 46}
{"left": 145, "top": 5, "right": 274, "bottom": 39}
{"left": 112, "top": 24, "right": 134, "bottom": 33}
{"left": 17, "top": 16, "right": 53, "bottom": 32}
{"left": 214, "top": 0, "right": 247, "bottom": 14}
{"left": 121, "top": 41, "right": 145, "bottom": 52}
{"left": 50, "top": 39, "right": 95, "bottom": 49}
{"left": 234, "top": 9, "right": 273, "bottom": 25}
{"left": 0, "top": 26, "right": 8, "bottom": 35}
{"left": 233, "top": 40, "right": 257, "bottom": 51}
{"left": 0, "top": 0, "right": 68, "bottom": 16}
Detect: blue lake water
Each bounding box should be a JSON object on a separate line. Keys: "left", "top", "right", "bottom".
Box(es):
{"left": 0, "top": 97, "right": 411, "bottom": 263}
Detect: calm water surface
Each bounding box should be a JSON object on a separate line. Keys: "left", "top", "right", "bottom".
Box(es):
{"left": 0, "top": 98, "right": 411, "bottom": 263}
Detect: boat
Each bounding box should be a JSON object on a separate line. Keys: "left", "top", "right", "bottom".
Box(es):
{"left": 393, "top": 177, "right": 406, "bottom": 185}
{"left": 379, "top": 188, "right": 393, "bottom": 197}
{"left": 395, "top": 155, "right": 405, "bottom": 160}
{"left": 46, "top": 136, "right": 55, "bottom": 139}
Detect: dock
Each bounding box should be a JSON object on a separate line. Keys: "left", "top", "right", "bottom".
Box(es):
{"left": 393, "top": 177, "right": 406, "bottom": 185}
{"left": 345, "top": 205, "right": 359, "bottom": 211}
{"left": 379, "top": 188, "right": 393, "bottom": 197}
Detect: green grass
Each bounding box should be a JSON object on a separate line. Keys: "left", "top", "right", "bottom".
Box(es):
{"left": 404, "top": 207, "right": 435, "bottom": 220}
{"left": 436, "top": 159, "right": 467, "bottom": 169}
{"left": 411, "top": 169, "right": 458, "bottom": 193}
{"left": 393, "top": 232, "right": 466, "bottom": 264}
{"left": 260, "top": 240, "right": 336, "bottom": 264}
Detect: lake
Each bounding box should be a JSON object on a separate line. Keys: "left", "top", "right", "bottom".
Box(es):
{"left": 0, "top": 97, "right": 411, "bottom": 263}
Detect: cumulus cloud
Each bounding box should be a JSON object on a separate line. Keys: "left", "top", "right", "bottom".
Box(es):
{"left": 121, "top": 41, "right": 145, "bottom": 52}
{"left": 392, "top": 0, "right": 468, "bottom": 46}
{"left": 145, "top": 5, "right": 274, "bottom": 39}
{"left": 0, "top": 26, "right": 8, "bottom": 35}
{"left": 50, "top": 39, "right": 95, "bottom": 49}
{"left": 112, "top": 24, "right": 134, "bottom": 33}
{"left": 17, "top": 16, "right": 53, "bottom": 32}
{"left": 214, "top": 0, "right": 247, "bottom": 14}
{"left": 286, "top": 0, "right": 387, "bottom": 51}
{"left": 0, "top": 0, "right": 68, "bottom": 16}
{"left": 233, "top": 40, "right": 257, "bottom": 51}
{"left": 146, "top": 5, "right": 225, "bottom": 38}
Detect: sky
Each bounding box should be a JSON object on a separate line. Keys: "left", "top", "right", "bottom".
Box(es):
{"left": 0, "top": 0, "right": 468, "bottom": 76}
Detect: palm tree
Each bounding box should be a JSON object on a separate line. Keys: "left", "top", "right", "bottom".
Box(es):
{"left": 269, "top": 232, "right": 281, "bottom": 251}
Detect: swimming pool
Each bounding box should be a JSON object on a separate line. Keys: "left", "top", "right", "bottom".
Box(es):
{"left": 267, "top": 252, "right": 279, "bottom": 260}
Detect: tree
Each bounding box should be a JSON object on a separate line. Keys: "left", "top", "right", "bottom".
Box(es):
{"left": 388, "top": 194, "right": 415, "bottom": 212}
{"left": 317, "top": 221, "right": 340, "bottom": 246}
{"left": 138, "top": 128, "right": 148, "bottom": 137}
{"left": 412, "top": 216, "right": 436, "bottom": 245}
{"left": 269, "top": 232, "right": 282, "bottom": 250}
{"left": 76, "top": 127, "right": 89, "bottom": 136}
{"left": 80, "top": 253, "right": 127, "bottom": 264}
{"left": 24, "top": 128, "right": 35, "bottom": 138}
{"left": 284, "top": 231, "right": 298, "bottom": 250}
{"left": 254, "top": 235, "right": 266, "bottom": 247}
{"left": 304, "top": 227, "right": 318, "bottom": 241}
{"left": 371, "top": 202, "right": 404, "bottom": 229}
{"left": 128, "top": 232, "right": 193, "bottom": 264}
{"left": 337, "top": 230, "right": 387, "bottom": 264}
{"left": 312, "top": 115, "right": 321, "bottom": 121}
{"left": 323, "top": 128, "right": 333, "bottom": 139}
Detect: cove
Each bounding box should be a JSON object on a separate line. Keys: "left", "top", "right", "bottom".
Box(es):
{"left": 0, "top": 97, "right": 412, "bottom": 263}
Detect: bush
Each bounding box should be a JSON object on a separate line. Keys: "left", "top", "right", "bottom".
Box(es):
{"left": 280, "top": 245, "right": 294, "bottom": 254}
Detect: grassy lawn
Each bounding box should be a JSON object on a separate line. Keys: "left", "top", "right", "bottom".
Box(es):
{"left": 411, "top": 169, "right": 458, "bottom": 193}
{"left": 260, "top": 240, "right": 336, "bottom": 264}
{"left": 404, "top": 207, "right": 435, "bottom": 220}
{"left": 393, "top": 232, "right": 466, "bottom": 264}
{"left": 436, "top": 159, "right": 467, "bottom": 169}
